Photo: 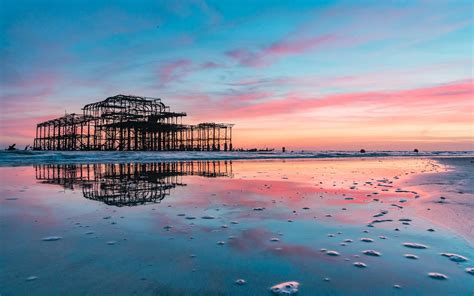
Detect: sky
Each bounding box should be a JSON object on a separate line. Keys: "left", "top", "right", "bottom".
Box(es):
{"left": 0, "top": 0, "right": 473, "bottom": 150}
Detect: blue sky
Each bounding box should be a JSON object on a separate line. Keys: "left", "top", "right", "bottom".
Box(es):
{"left": 0, "top": 0, "right": 472, "bottom": 149}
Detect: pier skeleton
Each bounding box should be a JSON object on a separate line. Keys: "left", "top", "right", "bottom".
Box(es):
{"left": 33, "top": 94, "right": 233, "bottom": 151}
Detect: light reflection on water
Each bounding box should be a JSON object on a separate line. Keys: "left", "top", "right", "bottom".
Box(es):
{"left": 0, "top": 158, "right": 473, "bottom": 295}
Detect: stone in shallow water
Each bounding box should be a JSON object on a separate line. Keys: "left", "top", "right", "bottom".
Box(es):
{"left": 360, "top": 238, "right": 374, "bottom": 243}
{"left": 235, "top": 279, "right": 246, "bottom": 285}
{"left": 107, "top": 241, "right": 117, "bottom": 245}
{"left": 363, "top": 250, "right": 381, "bottom": 257}
{"left": 270, "top": 281, "right": 300, "bottom": 295}
{"left": 201, "top": 215, "right": 216, "bottom": 219}
{"left": 26, "top": 276, "right": 38, "bottom": 281}
{"left": 353, "top": 262, "right": 367, "bottom": 268}
{"left": 270, "top": 237, "right": 280, "bottom": 242}
{"left": 393, "top": 284, "right": 402, "bottom": 289}
{"left": 216, "top": 241, "right": 226, "bottom": 245}
{"left": 466, "top": 267, "right": 474, "bottom": 275}
{"left": 440, "top": 253, "right": 469, "bottom": 262}
{"left": 41, "top": 236, "right": 62, "bottom": 241}
{"left": 404, "top": 254, "right": 418, "bottom": 260}
{"left": 428, "top": 272, "right": 448, "bottom": 280}
{"left": 326, "top": 250, "right": 340, "bottom": 256}
{"left": 403, "top": 242, "right": 428, "bottom": 249}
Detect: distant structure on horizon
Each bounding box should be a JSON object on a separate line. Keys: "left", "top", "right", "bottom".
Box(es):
{"left": 33, "top": 94, "right": 233, "bottom": 151}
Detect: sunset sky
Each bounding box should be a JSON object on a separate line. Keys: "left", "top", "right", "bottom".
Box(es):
{"left": 0, "top": 0, "right": 473, "bottom": 150}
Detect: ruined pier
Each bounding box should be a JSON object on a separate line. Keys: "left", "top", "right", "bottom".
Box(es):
{"left": 33, "top": 94, "right": 233, "bottom": 151}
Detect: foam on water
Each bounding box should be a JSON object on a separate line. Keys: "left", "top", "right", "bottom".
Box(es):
{"left": 1, "top": 150, "right": 472, "bottom": 166}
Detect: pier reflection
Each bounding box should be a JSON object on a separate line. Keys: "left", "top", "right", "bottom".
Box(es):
{"left": 34, "top": 161, "right": 233, "bottom": 206}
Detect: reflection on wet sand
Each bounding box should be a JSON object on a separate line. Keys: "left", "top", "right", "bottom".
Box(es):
{"left": 35, "top": 161, "right": 233, "bottom": 206}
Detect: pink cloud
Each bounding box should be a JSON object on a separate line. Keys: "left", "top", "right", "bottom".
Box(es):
{"left": 157, "top": 59, "right": 193, "bottom": 86}
{"left": 226, "top": 33, "right": 345, "bottom": 67}
{"left": 200, "top": 79, "right": 473, "bottom": 120}
{"left": 157, "top": 59, "right": 225, "bottom": 87}
{"left": 264, "top": 34, "right": 336, "bottom": 57}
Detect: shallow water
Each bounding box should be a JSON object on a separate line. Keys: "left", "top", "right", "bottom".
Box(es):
{"left": 1, "top": 158, "right": 473, "bottom": 295}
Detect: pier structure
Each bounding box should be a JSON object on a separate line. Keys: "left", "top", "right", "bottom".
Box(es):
{"left": 35, "top": 161, "right": 233, "bottom": 206}
{"left": 33, "top": 94, "right": 233, "bottom": 151}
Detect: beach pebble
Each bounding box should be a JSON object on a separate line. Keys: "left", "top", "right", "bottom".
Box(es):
{"left": 201, "top": 215, "right": 216, "bottom": 219}
{"left": 427, "top": 272, "right": 448, "bottom": 280}
{"left": 26, "top": 276, "right": 38, "bottom": 281}
{"left": 235, "top": 279, "right": 246, "bottom": 285}
{"left": 270, "top": 281, "right": 300, "bottom": 295}
{"left": 41, "top": 236, "right": 62, "bottom": 241}
{"left": 363, "top": 250, "right": 381, "bottom": 256}
{"left": 440, "top": 253, "right": 469, "bottom": 262}
{"left": 404, "top": 254, "right": 418, "bottom": 260}
{"left": 403, "top": 242, "right": 428, "bottom": 249}
{"left": 353, "top": 262, "right": 367, "bottom": 268}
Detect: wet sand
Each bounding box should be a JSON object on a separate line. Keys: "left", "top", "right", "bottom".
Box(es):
{"left": 404, "top": 157, "right": 474, "bottom": 244}
{"left": 1, "top": 157, "right": 473, "bottom": 295}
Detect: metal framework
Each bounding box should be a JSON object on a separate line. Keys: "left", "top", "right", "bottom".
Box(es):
{"left": 35, "top": 161, "right": 233, "bottom": 206}
{"left": 34, "top": 94, "right": 233, "bottom": 151}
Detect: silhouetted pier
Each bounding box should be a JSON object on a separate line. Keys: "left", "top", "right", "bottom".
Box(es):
{"left": 33, "top": 94, "right": 233, "bottom": 151}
